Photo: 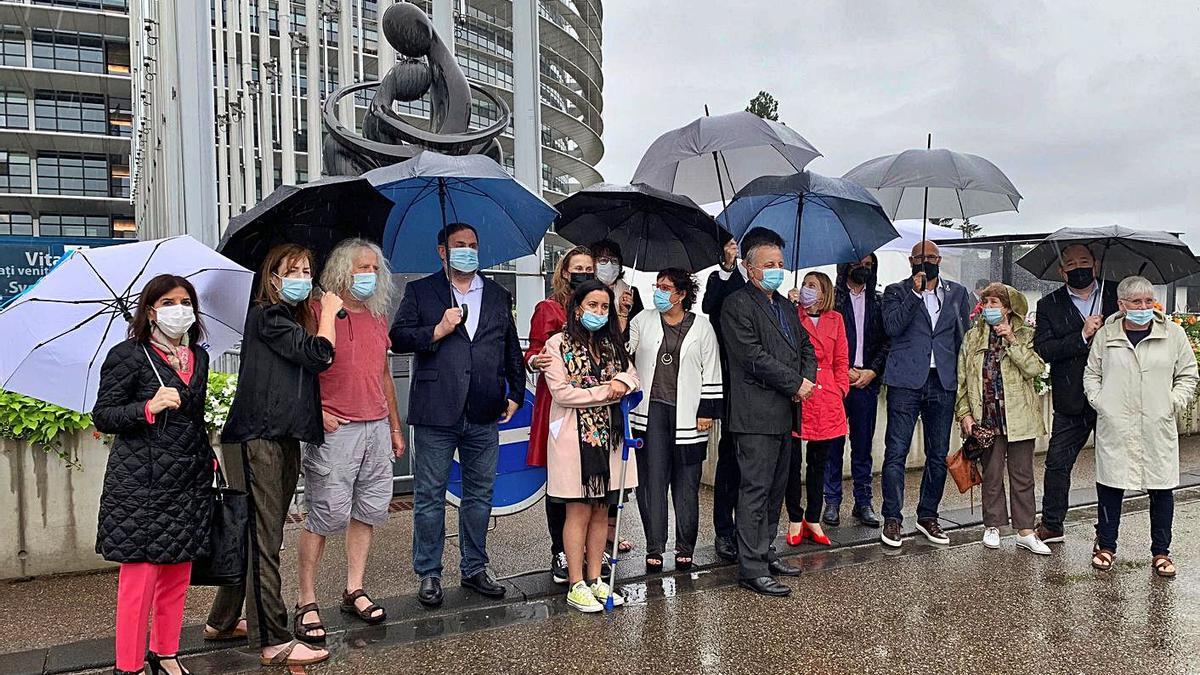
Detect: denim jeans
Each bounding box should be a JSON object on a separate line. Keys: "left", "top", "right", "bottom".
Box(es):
{"left": 823, "top": 386, "right": 879, "bottom": 508}
{"left": 881, "top": 372, "right": 955, "bottom": 523}
{"left": 1095, "top": 483, "right": 1174, "bottom": 556}
{"left": 412, "top": 419, "right": 500, "bottom": 579}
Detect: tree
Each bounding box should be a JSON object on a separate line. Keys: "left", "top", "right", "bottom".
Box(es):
{"left": 745, "top": 91, "right": 779, "bottom": 121}
{"left": 958, "top": 217, "right": 982, "bottom": 238}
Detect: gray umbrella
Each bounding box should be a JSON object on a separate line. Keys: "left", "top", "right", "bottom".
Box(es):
{"left": 1016, "top": 225, "right": 1200, "bottom": 285}
{"left": 632, "top": 110, "right": 821, "bottom": 207}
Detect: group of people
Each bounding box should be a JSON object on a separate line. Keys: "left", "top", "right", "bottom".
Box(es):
{"left": 91, "top": 221, "right": 1195, "bottom": 672}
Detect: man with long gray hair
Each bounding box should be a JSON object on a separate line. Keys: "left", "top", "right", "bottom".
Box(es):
{"left": 293, "top": 239, "right": 405, "bottom": 642}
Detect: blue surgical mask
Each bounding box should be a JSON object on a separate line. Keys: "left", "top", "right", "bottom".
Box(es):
{"left": 350, "top": 272, "right": 377, "bottom": 300}
{"left": 799, "top": 286, "right": 820, "bottom": 308}
{"left": 448, "top": 247, "right": 479, "bottom": 273}
{"left": 653, "top": 288, "right": 676, "bottom": 312}
{"left": 981, "top": 307, "right": 1005, "bottom": 326}
{"left": 276, "top": 275, "right": 312, "bottom": 304}
{"left": 759, "top": 268, "right": 785, "bottom": 292}
{"left": 1125, "top": 308, "right": 1154, "bottom": 326}
{"left": 580, "top": 311, "right": 609, "bottom": 332}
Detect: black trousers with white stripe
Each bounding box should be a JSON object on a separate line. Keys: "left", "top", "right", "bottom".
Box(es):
{"left": 634, "top": 401, "right": 703, "bottom": 558}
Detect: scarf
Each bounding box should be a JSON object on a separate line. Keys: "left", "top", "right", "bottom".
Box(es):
{"left": 559, "top": 332, "right": 623, "bottom": 498}
{"left": 980, "top": 330, "right": 1007, "bottom": 435}
{"left": 150, "top": 326, "right": 192, "bottom": 379}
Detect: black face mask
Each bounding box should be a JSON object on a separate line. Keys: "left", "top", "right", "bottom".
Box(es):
{"left": 1066, "top": 267, "right": 1095, "bottom": 290}
{"left": 912, "top": 262, "right": 939, "bottom": 280}
{"left": 849, "top": 267, "right": 873, "bottom": 285}
{"left": 569, "top": 272, "right": 595, "bottom": 288}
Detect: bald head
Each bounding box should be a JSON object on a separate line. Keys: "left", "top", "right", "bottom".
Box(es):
{"left": 910, "top": 240, "right": 940, "bottom": 258}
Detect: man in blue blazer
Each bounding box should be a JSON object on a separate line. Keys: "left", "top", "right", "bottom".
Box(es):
{"left": 390, "top": 222, "right": 525, "bottom": 608}
{"left": 879, "top": 241, "right": 972, "bottom": 549}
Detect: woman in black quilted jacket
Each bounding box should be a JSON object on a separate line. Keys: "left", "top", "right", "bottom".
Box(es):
{"left": 93, "top": 274, "right": 213, "bottom": 675}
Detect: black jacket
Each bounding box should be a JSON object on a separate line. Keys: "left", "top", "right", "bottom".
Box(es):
{"left": 703, "top": 268, "right": 747, "bottom": 421}
{"left": 1033, "top": 283, "right": 1119, "bottom": 415}
{"left": 720, "top": 285, "right": 817, "bottom": 435}
{"left": 221, "top": 303, "right": 334, "bottom": 445}
{"left": 93, "top": 339, "right": 213, "bottom": 564}
{"left": 834, "top": 284, "right": 889, "bottom": 381}
{"left": 390, "top": 272, "right": 525, "bottom": 427}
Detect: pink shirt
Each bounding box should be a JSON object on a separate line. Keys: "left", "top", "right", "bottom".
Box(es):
{"left": 316, "top": 306, "right": 391, "bottom": 422}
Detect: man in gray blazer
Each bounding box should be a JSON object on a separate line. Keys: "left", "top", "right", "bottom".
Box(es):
{"left": 879, "top": 240, "right": 972, "bottom": 549}
{"left": 721, "top": 237, "right": 817, "bottom": 596}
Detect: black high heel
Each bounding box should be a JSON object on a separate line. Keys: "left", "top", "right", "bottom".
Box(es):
{"left": 147, "top": 651, "right": 192, "bottom": 675}
{"left": 114, "top": 669, "right": 141, "bottom": 675}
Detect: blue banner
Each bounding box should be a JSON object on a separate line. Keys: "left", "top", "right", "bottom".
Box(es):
{"left": 0, "top": 236, "right": 128, "bottom": 305}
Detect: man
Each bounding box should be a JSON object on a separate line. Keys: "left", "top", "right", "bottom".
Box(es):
{"left": 721, "top": 237, "right": 817, "bottom": 596}
{"left": 1033, "top": 243, "right": 1118, "bottom": 544}
{"left": 823, "top": 253, "right": 889, "bottom": 528}
{"left": 879, "top": 240, "right": 972, "bottom": 548}
{"left": 702, "top": 227, "right": 778, "bottom": 561}
{"left": 391, "top": 223, "right": 525, "bottom": 608}
{"left": 295, "top": 240, "right": 404, "bottom": 637}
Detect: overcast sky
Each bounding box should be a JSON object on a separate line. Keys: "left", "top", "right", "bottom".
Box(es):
{"left": 593, "top": 1, "right": 1200, "bottom": 243}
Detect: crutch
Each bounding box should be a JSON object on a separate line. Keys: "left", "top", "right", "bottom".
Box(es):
{"left": 606, "top": 390, "right": 644, "bottom": 613}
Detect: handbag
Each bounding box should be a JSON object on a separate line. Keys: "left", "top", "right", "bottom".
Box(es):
{"left": 946, "top": 447, "right": 982, "bottom": 494}
{"left": 191, "top": 459, "right": 249, "bottom": 587}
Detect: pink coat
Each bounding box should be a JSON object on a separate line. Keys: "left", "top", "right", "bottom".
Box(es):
{"left": 540, "top": 333, "right": 641, "bottom": 499}
{"left": 799, "top": 309, "right": 850, "bottom": 441}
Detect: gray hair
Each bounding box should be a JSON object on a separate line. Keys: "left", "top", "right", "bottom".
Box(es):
{"left": 744, "top": 242, "right": 781, "bottom": 266}
{"left": 1116, "top": 275, "right": 1154, "bottom": 301}
{"left": 320, "top": 238, "right": 394, "bottom": 317}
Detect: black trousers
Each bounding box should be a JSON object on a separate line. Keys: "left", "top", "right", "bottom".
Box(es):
{"left": 786, "top": 437, "right": 834, "bottom": 523}
{"left": 1095, "top": 483, "right": 1174, "bottom": 556}
{"left": 635, "top": 402, "right": 703, "bottom": 557}
{"left": 733, "top": 432, "right": 790, "bottom": 579}
{"left": 1040, "top": 409, "right": 1097, "bottom": 532}
{"left": 712, "top": 424, "right": 740, "bottom": 541}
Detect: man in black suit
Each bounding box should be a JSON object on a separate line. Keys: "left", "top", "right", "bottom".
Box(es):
{"left": 1032, "top": 243, "right": 1118, "bottom": 544}
{"left": 721, "top": 237, "right": 817, "bottom": 596}
{"left": 390, "top": 223, "right": 525, "bottom": 607}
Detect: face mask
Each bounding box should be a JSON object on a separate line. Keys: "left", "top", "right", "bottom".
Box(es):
{"left": 596, "top": 262, "right": 620, "bottom": 285}
{"left": 799, "top": 286, "right": 820, "bottom": 308}
{"left": 758, "top": 268, "right": 786, "bottom": 292}
{"left": 277, "top": 276, "right": 312, "bottom": 304}
{"left": 448, "top": 247, "right": 479, "bottom": 273}
{"left": 580, "top": 311, "right": 608, "bottom": 332}
{"left": 653, "top": 288, "right": 676, "bottom": 312}
{"left": 1066, "top": 267, "right": 1095, "bottom": 290}
{"left": 569, "top": 272, "right": 595, "bottom": 288}
{"left": 350, "top": 272, "right": 377, "bottom": 300}
{"left": 1125, "top": 308, "right": 1154, "bottom": 326}
{"left": 849, "top": 267, "right": 872, "bottom": 285}
{"left": 981, "top": 307, "right": 1005, "bottom": 326}
{"left": 912, "top": 262, "right": 940, "bottom": 280}
{"left": 154, "top": 304, "right": 195, "bottom": 339}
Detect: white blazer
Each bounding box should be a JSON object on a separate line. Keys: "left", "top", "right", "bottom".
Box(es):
{"left": 627, "top": 309, "right": 723, "bottom": 447}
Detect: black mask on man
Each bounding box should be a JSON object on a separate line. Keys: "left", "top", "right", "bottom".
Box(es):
{"left": 569, "top": 272, "right": 595, "bottom": 288}
{"left": 849, "top": 267, "right": 873, "bottom": 286}
{"left": 1066, "top": 267, "right": 1095, "bottom": 290}
{"left": 912, "top": 262, "right": 939, "bottom": 280}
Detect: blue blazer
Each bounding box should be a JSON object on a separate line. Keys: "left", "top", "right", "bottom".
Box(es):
{"left": 389, "top": 272, "right": 525, "bottom": 427}
{"left": 880, "top": 276, "right": 972, "bottom": 391}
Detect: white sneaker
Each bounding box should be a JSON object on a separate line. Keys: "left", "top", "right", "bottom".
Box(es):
{"left": 982, "top": 527, "right": 1001, "bottom": 549}
{"left": 1016, "top": 532, "right": 1052, "bottom": 556}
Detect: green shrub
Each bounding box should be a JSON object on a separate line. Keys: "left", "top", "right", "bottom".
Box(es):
{"left": 0, "top": 390, "right": 93, "bottom": 467}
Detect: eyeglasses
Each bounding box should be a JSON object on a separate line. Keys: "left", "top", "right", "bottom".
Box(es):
{"left": 596, "top": 256, "right": 620, "bottom": 266}
{"left": 912, "top": 255, "right": 942, "bottom": 263}
{"left": 654, "top": 284, "right": 676, "bottom": 293}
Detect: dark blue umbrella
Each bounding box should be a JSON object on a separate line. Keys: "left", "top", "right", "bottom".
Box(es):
{"left": 364, "top": 151, "right": 558, "bottom": 273}
{"left": 717, "top": 171, "right": 899, "bottom": 274}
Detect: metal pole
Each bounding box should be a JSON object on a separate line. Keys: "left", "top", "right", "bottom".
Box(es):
{"left": 920, "top": 132, "right": 931, "bottom": 246}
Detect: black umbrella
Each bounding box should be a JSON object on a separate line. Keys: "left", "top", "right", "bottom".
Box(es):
{"left": 555, "top": 183, "right": 732, "bottom": 273}
{"left": 217, "top": 176, "right": 395, "bottom": 275}
{"left": 1016, "top": 225, "right": 1200, "bottom": 285}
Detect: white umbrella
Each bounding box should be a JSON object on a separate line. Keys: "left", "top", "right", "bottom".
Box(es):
{"left": 0, "top": 236, "right": 253, "bottom": 412}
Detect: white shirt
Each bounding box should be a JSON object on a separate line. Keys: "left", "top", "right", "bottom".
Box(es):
{"left": 1068, "top": 280, "right": 1104, "bottom": 345}
{"left": 849, "top": 286, "right": 867, "bottom": 368}
{"left": 717, "top": 261, "right": 750, "bottom": 282}
{"left": 914, "top": 284, "right": 944, "bottom": 368}
{"left": 451, "top": 273, "right": 484, "bottom": 339}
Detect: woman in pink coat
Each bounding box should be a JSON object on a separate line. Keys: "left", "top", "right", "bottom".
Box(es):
{"left": 541, "top": 280, "right": 640, "bottom": 613}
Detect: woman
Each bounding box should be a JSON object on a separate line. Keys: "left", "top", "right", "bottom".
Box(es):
{"left": 95, "top": 275, "right": 213, "bottom": 675}
{"left": 541, "top": 280, "right": 640, "bottom": 613}
{"left": 1083, "top": 275, "right": 1197, "bottom": 577}
{"left": 786, "top": 272, "right": 847, "bottom": 546}
{"left": 205, "top": 244, "right": 341, "bottom": 667}
{"left": 592, "top": 238, "right": 644, "bottom": 337}
{"left": 955, "top": 283, "right": 1050, "bottom": 555}
{"left": 526, "top": 245, "right": 595, "bottom": 583}
{"left": 628, "top": 269, "right": 721, "bottom": 571}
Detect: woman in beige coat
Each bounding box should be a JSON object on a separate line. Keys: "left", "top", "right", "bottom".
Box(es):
{"left": 1083, "top": 276, "right": 1197, "bottom": 577}
{"left": 542, "top": 280, "right": 640, "bottom": 612}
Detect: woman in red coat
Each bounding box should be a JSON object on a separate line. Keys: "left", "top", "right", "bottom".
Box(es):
{"left": 527, "top": 246, "right": 594, "bottom": 583}
{"left": 786, "top": 271, "right": 849, "bottom": 546}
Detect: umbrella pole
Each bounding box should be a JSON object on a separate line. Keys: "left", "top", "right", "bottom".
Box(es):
{"left": 792, "top": 195, "right": 803, "bottom": 291}
{"left": 438, "top": 177, "right": 456, "bottom": 308}
{"left": 920, "top": 133, "right": 931, "bottom": 246}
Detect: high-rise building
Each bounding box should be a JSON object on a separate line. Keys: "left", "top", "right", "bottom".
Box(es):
{"left": 0, "top": 0, "right": 136, "bottom": 242}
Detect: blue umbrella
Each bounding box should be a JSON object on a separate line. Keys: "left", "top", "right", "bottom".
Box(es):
{"left": 364, "top": 151, "right": 558, "bottom": 273}
{"left": 717, "top": 171, "right": 899, "bottom": 276}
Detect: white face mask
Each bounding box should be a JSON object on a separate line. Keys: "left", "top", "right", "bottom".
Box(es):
{"left": 596, "top": 261, "right": 620, "bottom": 285}
{"left": 154, "top": 304, "right": 195, "bottom": 340}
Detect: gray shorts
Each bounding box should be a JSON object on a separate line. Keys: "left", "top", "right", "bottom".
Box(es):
{"left": 301, "top": 419, "right": 393, "bottom": 535}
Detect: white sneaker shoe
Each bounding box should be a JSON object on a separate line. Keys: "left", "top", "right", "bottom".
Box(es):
{"left": 1016, "top": 532, "right": 1052, "bottom": 556}
{"left": 982, "top": 527, "right": 1001, "bottom": 549}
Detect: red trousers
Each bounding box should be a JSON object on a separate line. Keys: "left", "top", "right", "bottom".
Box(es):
{"left": 115, "top": 561, "right": 191, "bottom": 671}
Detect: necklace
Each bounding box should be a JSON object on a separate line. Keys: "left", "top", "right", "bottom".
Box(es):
{"left": 659, "top": 315, "right": 687, "bottom": 366}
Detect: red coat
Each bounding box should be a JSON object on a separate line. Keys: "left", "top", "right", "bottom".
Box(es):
{"left": 525, "top": 298, "right": 566, "bottom": 467}
{"left": 799, "top": 309, "right": 850, "bottom": 441}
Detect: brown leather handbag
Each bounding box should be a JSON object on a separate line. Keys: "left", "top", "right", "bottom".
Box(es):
{"left": 946, "top": 426, "right": 995, "bottom": 494}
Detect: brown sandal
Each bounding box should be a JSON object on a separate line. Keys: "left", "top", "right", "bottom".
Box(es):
{"left": 293, "top": 603, "right": 326, "bottom": 644}
{"left": 1091, "top": 543, "right": 1115, "bottom": 571}
{"left": 1152, "top": 555, "right": 1177, "bottom": 578}
{"left": 203, "top": 619, "right": 247, "bottom": 641}
{"left": 259, "top": 639, "right": 330, "bottom": 667}
{"left": 341, "top": 588, "right": 386, "bottom": 624}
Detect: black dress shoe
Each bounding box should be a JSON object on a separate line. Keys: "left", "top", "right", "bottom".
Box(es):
{"left": 417, "top": 577, "right": 443, "bottom": 608}
{"left": 714, "top": 536, "right": 738, "bottom": 561}
{"left": 822, "top": 504, "right": 841, "bottom": 527}
{"left": 853, "top": 505, "right": 882, "bottom": 528}
{"left": 461, "top": 570, "right": 507, "bottom": 598}
{"left": 738, "top": 576, "right": 792, "bottom": 597}
{"left": 769, "top": 559, "right": 801, "bottom": 577}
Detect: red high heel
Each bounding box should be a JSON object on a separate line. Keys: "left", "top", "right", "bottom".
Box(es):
{"left": 786, "top": 523, "right": 804, "bottom": 547}
{"left": 802, "top": 520, "right": 832, "bottom": 546}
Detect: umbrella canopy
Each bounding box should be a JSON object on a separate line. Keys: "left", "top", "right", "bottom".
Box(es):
{"left": 1016, "top": 225, "right": 1200, "bottom": 284}
{"left": 842, "top": 147, "right": 1021, "bottom": 220}
{"left": 365, "top": 151, "right": 558, "bottom": 273}
{"left": 0, "top": 236, "right": 253, "bottom": 412}
{"left": 880, "top": 220, "right": 963, "bottom": 254}
{"left": 555, "top": 183, "right": 732, "bottom": 273}
{"left": 717, "top": 171, "right": 899, "bottom": 271}
{"left": 217, "top": 175, "right": 394, "bottom": 275}
{"left": 632, "top": 111, "right": 821, "bottom": 207}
